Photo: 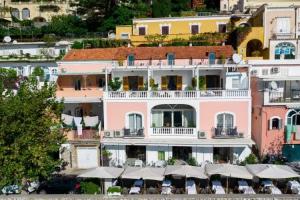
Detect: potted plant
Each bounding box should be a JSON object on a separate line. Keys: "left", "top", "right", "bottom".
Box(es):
{"left": 108, "top": 77, "right": 122, "bottom": 91}
{"left": 107, "top": 186, "right": 121, "bottom": 196}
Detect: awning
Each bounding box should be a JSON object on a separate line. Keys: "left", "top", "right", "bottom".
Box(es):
{"left": 205, "top": 164, "right": 253, "bottom": 179}
{"left": 164, "top": 165, "right": 208, "bottom": 179}
{"left": 101, "top": 138, "right": 255, "bottom": 147}
{"left": 57, "top": 97, "right": 102, "bottom": 103}
{"left": 121, "top": 167, "right": 165, "bottom": 181}
{"left": 78, "top": 167, "right": 124, "bottom": 179}
{"left": 246, "top": 164, "right": 300, "bottom": 179}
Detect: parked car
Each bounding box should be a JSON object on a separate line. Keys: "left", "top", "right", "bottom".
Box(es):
{"left": 37, "top": 176, "right": 79, "bottom": 194}
{"left": 1, "top": 185, "right": 21, "bottom": 195}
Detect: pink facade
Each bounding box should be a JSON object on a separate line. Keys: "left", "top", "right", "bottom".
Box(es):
{"left": 200, "top": 101, "right": 250, "bottom": 138}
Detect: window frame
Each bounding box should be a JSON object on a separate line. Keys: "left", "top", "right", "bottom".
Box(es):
{"left": 167, "top": 53, "right": 175, "bottom": 65}
{"left": 138, "top": 26, "right": 146, "bottom": 36}
{"left": 191, "top": 24, "right": 199, "bottom": 35}
{"left": 127, "top": 54, "right": 135, "bottom": 66}
{"left": 161, "top": 25, "right": 170, "bottom": 35}
{"left": 125, "top": 112, "right": 144, "bottom": 131}
{"left": 269, "top": 116, "right": 282, "bottom": 130}
{"left": 215, "top": 112, "right": 236, "bottom": 131}
{"left": 158, "top": 151, "right": 165, "bottom": 160}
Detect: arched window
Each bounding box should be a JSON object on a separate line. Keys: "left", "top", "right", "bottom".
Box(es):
{"left": 127, "top": 113, "right": 143, "bottom": 132}
{"left": 216, "top": 113, "right": 234, "bottom": 131}
{"left": 11, "top": 8, "right": 20, "bottom": 19}
{"left": 287, "top": 110, "right": 300, "bottom": 125}
{"left": 275, "top": 42, "right": 295, "bottom": 60}
{"left": 269, "top": 116, "right": 282, "bottom": 130}
{"left": 22, "top": 8, "right": 30, "bottom": 20}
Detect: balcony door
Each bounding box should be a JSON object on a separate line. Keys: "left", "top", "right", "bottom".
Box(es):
{"left": 161, "top": 76, "right": 182, "bottom": 90}
{"left": 217, "top": 113, "right": 234, "bottom": 132}
{"left": 128, "top": 113, "right": 142, "bottom": 132}
{"left": 206, "top": 75, "right": 220, "bottom": 89}
{"left": 123, "top": 76, "right": 143, "bottom": 91}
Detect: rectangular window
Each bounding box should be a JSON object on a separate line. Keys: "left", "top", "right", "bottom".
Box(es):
{"left": 128, "top": 54, "right": 135, "bottom": 66}
{"left": 158, "top": 151, "right": 165, "bottom": 160}
{"left": 191, "top": 25, "right": 199, "bottom": 35}
{"left": 121, "top": 33, "right": 129, "bottom": 39}
{"left": 277, "top": 17, "right": 291, "bottom": 33}
{"left": 232, "top": 78, "right": 240, "bottom": 88}
{"left": 161, "top": 26, "right": 169, "bottom": 35}
{"left": 138, "top": 27, "right": 146, "bottom": 35}
{"left": 167, "top": 53, "right": 175, "bottom": 65}
{"left": 208, "top": 52, "right": 216, "bottom": 64}
{"left": 218, "top": 24, "right": 227, "bottom": 33}
{"left": 74, "top": 79, "right": 81, "bottom": 90}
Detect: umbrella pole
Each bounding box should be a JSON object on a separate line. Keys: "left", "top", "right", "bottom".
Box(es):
{"left": 226, "top": 176, "right": 228, "bottom": 194}
{"left": 144, "top": 180, "right": 146, "bottom": 194}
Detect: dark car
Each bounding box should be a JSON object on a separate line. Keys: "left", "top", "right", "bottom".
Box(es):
{"left": 37, "top": 176, "right": 79, "bottom": 194}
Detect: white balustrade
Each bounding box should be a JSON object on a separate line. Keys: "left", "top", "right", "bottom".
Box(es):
{"left": 105, "top": 90, "right": 249, "bottom": 99}
{"left": 151, "top": 127, "right": 196, "bottom": 136}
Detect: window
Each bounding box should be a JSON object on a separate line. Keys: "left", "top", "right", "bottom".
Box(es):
{"left": 287, "top": 110, "right": 300, "bottom": 125}
{"left": 74, "top": 79, "right": 81, "bottom": 90}
{"left": 189, "top": 57, "right": 193, "bottom": 65}
{"left": 161, "top": 26, "right": 169, "bottom": 35}
{"left": 167, "top": 53, "right": 175, "bottom": 65}
{"left": 127, "top": 54, "right": 135, "bottom": 66}
{"left": 275, "top": 42, "right": 295, "bottom": 60}
{"left": 217, "top": 113, "right": 234, "bottom": 131}
{"left": 128, "top": 113, "right": 143, "bottom": 132}
{"left": 208, "top": 52, "right": 216, "bottom": 64}
{"left": 276, "top": 17, "right": 290, "bottom": 33}
{"left": 218, "top": 24, "right": 227, "bottom": 33}
{"left": 51, "top": 68, "right": 57, "bottom": 75}
{"left": 120, "top": 33, "right": 129, "bottom": 39}
{"left": 11, "top": 8, "right": 20, "bottom": 19}
{"left": 138, "top": 27, "right": 146, "bottom": 35}
{"left": 269, "top": 117, "right": 282, "bottom": 130}
{"left": 223, "top": 4, "right": 227, "bottom": 9}
{"left": 191, "top": 25, "right": 199, "bottom": 35}
{"left": 158, "top": 151, "right": 165, "bottom": 160}
{"left": 22, "top": 8, "right": 30, "bottom": 20}
{"left": 232, "top": 78, "right": 240, "bottom": 89}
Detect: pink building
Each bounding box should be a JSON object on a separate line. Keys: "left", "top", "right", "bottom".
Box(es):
{"left": 58, "top": 46, "right": 253, "bottom": 169}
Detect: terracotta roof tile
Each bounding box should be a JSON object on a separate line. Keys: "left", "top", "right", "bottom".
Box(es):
{"left": 63, "top": 46, "right": 234, "bottom": 61}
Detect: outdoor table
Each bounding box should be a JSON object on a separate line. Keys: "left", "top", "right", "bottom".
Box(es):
{"left": 269, "top": 186, "right": 282, "bottom": 194}
{"left": 133, "top": 179, "right": 143, "bottom": 187}
{"left": 161, "top": 186, "right": 172, "bottom": 195}
{"left": 186, "top": 180, "right": 197, "bottom": 194}
{"left": 243, "top": 187, "right": 256, "bottom": 194}
{"left": 162, "top": 179, "right": 171, "bottom": 187}
{"left": 238, "top": 180, "right": 249, "bottom": 192}
{"left": 129, "top": 187, "right": 140, "bottom": 194}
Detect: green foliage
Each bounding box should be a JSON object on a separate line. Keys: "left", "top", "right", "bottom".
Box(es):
{"left": 204, "top": 0, "right": 220, "bottom": 12}
{"left": 145, "top": 34, "right": 167, "bottom": 46}
{"left": 149, "top": 78, "right": 158, "bottom": 91}
{"left": 0, "top": 68, "right": 17, "bottom": 90}
{"left": 171, "top": 0, "right": 190, "bottom": 16}
{"left": 190, "top": 32, "right": 228, "bottom": 46}
{"left": 152, "top": 0, "right": 171, "bottom": 17}
{"left": 42, "top": 34, "right": 56, "bottom": 47}
{"left": 165, "top": 38, "right": 189, "bottom": 46}
{"left": 198, "top": 76, "right": 206, "bottom": 90}
{"left": 31, "top": 66, "right": 44, "bottom": 77}
{"left": 0, "top": 74, "right": 65, "bottom": 188}
{"left": 80, "top": 181, "right": 100, "bottom": 194}
{"left": 71, "top": 39, "right": 130, "bottom": 49}
{"left": 187, "top": 157, "right": 197, "bottom": 166}
{"left": 107, "top": 186, "right": 121, "bottom": 194}
{"left": 167, "top": 157, "right": 175, "bottom": 165}
{"left": 108, "top": 77, "right": 122, "bottom": 91}
{"left": 102, "top": 148, "right": 112, "bottom": 159}
{"left": 240, "top": 153, "right": 258, "bottom": 165}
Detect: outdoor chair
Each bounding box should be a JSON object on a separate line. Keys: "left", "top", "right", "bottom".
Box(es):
{"left": 134, "top": 159, "right": 143, "bottom": 167}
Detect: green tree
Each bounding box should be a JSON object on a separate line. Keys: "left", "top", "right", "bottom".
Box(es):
{"left": 0, "top": 68, "right": 17, "bottom": 90}
{"left": 0, "top": 69, "right": 65, "bottom": 187}
{"left": 152, "top": 0, "right": 172, "bottom": 17}
{"left": 171, "top": 0, "right": 190, "bottom": 15}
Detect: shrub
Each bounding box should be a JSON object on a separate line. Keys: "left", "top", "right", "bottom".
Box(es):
{"left": 167, "top": 157, "right": 175, "bottom": 165}
{"left": 80, "top": 181, "right": 100, "bottom": 194}
{"left": 108, "top": 77, "right": 122, "bottom": 91}
{"left": 107, "top": 186, "right": 121, "bottom": 194}
{"left": 187, "top": 157, "right": 197, "bottom": 166}
{"left": 31, "top": 66, "right": 44, "bottom": 77}
{"left": 241, "top": 153, "right": 258, "bottom": 165}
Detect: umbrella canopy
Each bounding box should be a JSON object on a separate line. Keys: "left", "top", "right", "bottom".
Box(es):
{"left": 78, "top": 167, "right": 124, "bottom": 179}
{"left": 121, "top": 167, "right": 165, "bottom": 181}
{"left": 205, "top": 164, "right": 253, "bottom": 179}
{"left": 164, "top": 165, "right": 208, "bottom": 179}
{"left": 246, "top": 164, "right": 300, "bottom": 179}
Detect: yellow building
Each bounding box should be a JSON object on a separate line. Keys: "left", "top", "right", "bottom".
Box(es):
{"left": 116, "top": 15, "right": 251, "bottom": 46}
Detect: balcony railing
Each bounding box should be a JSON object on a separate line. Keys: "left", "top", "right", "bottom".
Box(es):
{"left": 266, "top": 91, "right": 300, "bottom": 104}
{"left": 105, "top": 90, "right": 250, "bottom": 99}
{"left": 213, "top": 127, "right": 242, "bottom": 138}
{"left": 64, "top": 129, "right": 100, "bottom": 140}
{"left": 151, "top": 127, "right": 196, "bottom": 136}
{"left": 103, "top": 128, "right": 145, "bottom": 138}
{"left": 272, "top": 32, "right": 295, "bottom": 39}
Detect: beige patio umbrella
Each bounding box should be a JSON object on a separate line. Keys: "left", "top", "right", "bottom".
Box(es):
{"left": 78, "top": 167, "right": 124, "bottom": 179}
{"left": 246, "top": 164, "right": 300, "bottom": 179}
{"left": 205, "top": 164, "right": 253, "bottom": 179}
{"left": 121, "top": 166, "right": 165, "bottom": 181}
{"left": 164, "top": 165, "right": 208, "bottom": 179}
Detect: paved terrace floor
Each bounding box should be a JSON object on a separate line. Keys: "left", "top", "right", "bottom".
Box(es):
{"left": 1, "top": 194, "right": 300, "bottom": 200}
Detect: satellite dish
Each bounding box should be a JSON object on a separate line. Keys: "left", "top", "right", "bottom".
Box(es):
{"left": 3, "top": 36, "right": 11, "bottom": 43}
{"left": 232, "top": 53, "right": 242, "bottom": 64}
{"left": 270, "top": 81, "right": 278, "bottom": 90}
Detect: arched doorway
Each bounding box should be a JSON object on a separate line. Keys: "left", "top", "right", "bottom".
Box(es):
{"left": 22, "top": 8, "right": 30, "bottom": 20}
{"left": 246, "top": 39, "right": 263, "bottom": 57}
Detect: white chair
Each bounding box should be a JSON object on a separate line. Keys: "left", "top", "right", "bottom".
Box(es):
{"left": 134, "top": 159, "right": 143, "bottom": 167}
{"left": 155, "top": 160, "right": 166, "bottom": 168}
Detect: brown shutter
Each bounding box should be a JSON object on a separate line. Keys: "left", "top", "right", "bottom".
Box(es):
{"left": 161, "top": 76, "right": 167, "bottom": 90}
{"left": 138, "top": 76, "right": 144, "bottom": 90}
{"left": 123, "top": 76, "right": 129, "bottom": 91}
{"left": 176, "top": 76, "right": 182, "bottom": 90}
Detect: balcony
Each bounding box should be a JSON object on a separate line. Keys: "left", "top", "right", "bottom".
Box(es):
{"left": 103, "top": 128, "right": 145, "bottom": 138}
{"left": 104, "top": 90, "right": 250, "bottom": 100}
{"left": 213, "top": 127, "right": 242, "bottom": 138}
{"left": 64, "top": 129, "right": 100, "bottom": 141}
{"left": 151, "top": 127, "right": 197, "bottom": 137}
{"left": 265, "top": 91, "right": 300, "bottom": 104}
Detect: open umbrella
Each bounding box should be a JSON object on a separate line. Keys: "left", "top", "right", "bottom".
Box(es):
{"left": 246, "top": 164, "right": 300, "bottom": 179}
{"left": 164, "top": 165, "right": 208, "bottom": 179}
{"left": 121, "top": 167, "right": 165, "bottom": 181}
{"left": 78, "top": 167, "right": 124, "bottom": 179}
{"left": 205, "top": 164, "right": 253, "bottom": 179}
